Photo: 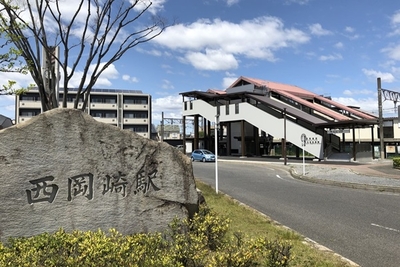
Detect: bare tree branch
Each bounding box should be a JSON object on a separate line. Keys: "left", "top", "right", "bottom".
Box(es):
{"left": 0, "top": 0, "right": 168, "bottom": 111}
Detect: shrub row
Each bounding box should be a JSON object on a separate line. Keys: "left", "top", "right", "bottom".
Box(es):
{"left": 0, "top": 204, "right": 291, "bottom": 267}
{"left": 393, "top": 157, "right": 400, "bottom": 169}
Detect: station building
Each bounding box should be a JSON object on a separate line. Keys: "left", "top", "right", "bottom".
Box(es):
{"left": 180, "top": 76, "right": 400, "bottom": 161}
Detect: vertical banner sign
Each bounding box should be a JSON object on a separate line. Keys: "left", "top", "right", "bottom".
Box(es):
{"left": 301, "top": 134, "right": 306, "bottom": 175}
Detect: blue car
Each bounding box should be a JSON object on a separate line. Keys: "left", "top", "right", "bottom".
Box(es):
{"left": 191, "top": 149, "right": 215, "bottom": 162}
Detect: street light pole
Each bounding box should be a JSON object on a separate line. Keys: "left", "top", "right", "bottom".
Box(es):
{"left": 215, "top": 114, "right": 219, "bottom": 194}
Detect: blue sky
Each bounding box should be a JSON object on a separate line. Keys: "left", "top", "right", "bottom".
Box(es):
{"left": 1, "top": 0, "right": 400, "bottom": 125}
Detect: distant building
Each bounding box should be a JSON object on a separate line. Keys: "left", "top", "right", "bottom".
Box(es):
{"left": 15, "top": 88, "right": 152, "bottom": 138}
{"left": 0, "top": 114, "right": 13, "bottom": 130}
{"left": 156, "top": 124, "right": 181, "bottom": 140}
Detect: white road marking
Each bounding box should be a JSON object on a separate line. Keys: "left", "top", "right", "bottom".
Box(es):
{"left": 371, "top": 223, "right": 400, "bottom": 233}
{"left": 276, "top": 174, "right": 296, "bottom": 181}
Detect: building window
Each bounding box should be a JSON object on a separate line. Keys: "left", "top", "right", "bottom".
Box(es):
{"left": 123, "top": 97, "right": 148, "bottom": 105}
{"left": 104, "top": 98, "right": 116, "bottom": 104}
{"left": 90, "top": 111, "right": 116, "bottom": 118}
{"left": 226, "top": 104, "right": 229, "bottom": 115}
{"left": 91, "top": 96, "right": 116, "bottom": 103}
{"left": 20, "top": 95, "right": 40, "bottom": 101}
{"left": 124, "top": 125, "right": 148, "bottom": 132}
{"left": 91, "top": 112, "right": 103, "bottom": 118}
{"left": 20, "top": 110, "right": 40, "bottom": 116}
{"left": 124, "top": 111, "right": 148, "bottom": 118}
{"left": 383, "top": 127, "right": 394, "bottom": 138}
{"left": 105, "top": 112, "right": 116, "bottom": 118}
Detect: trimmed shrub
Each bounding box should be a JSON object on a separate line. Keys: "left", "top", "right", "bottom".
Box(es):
{"left": 0, "top": 204, "right": 292, "bottom": 267}
{"left": 393, "top": 157, "right": 400, "bottom": 169}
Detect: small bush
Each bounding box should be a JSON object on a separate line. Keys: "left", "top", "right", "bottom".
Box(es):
{"left": 393, "top": 157, "right": 400, "bottom": 169}
{"left": 0, "top": 204, "right": 292, "bottom": 267}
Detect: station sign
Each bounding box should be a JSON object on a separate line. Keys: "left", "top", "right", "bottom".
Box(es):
{"left": 327, "top": 129, "right": 350, "bottom": 134}
{"left": 301, "top": 134, "right": 321, "bottom": 146}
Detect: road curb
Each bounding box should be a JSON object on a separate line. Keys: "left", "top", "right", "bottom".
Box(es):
{"left": 289, "top": 167, "right": 400, "bottom": 194}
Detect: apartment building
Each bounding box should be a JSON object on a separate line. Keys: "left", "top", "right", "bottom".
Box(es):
{"left": 16, "top": 88, "right": 152, "bottom": 138}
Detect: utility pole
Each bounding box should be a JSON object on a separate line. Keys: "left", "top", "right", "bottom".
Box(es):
{"left": 160, "top": 112, "right": 164, "bottom": 142}
{"left": 377, "top": 77, "right": 400, "bottom": 159}
{"left": 377, "top": 78, "right": 384, "bottom": 160}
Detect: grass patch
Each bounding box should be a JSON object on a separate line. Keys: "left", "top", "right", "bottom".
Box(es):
{"left": 196, "top": 180, "right": 354, "bottom": 267}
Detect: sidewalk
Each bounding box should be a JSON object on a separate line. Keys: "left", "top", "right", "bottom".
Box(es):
{"left": 218, "top": 156, "right": 400, "bottom": 193}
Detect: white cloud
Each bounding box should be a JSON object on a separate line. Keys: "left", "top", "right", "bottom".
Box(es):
{"left": 362, "top": 69, "right": 396, "bottom": 83}
{"left": 333, "top": 96, "right": 377, "bottom": 112}
{"left": 222, "top": 78, "right": 237, "bottom": 88}
{"left": 132, "top": 0, "right": 166, "bottom": 15}
{"left": 221, "top": 72, "right": 237, "bottom": 88}
{"left": 161, "top": 79, "right": 175, "bottom": 90}
{"left": 0, "top": 95, "right": 16, "bottom": 119}
{"left": 389, "top": 10, "right": 400, "bottom": 36}
{"left": 309, "top": 23, "right": 332, "bottom": 36}
{"left": 342, "top": 27, "right": 359, "bottom": 40}
{"left": 185, "top": 49, "right": 239, "bottom": 71}
{"left": 345, "top": 26, "right": 355, "bottom": 33}
{"left": 392, "top": 10, "right": 400, "bottom": 24}
{"left": 122, "top": 75, "right": 139, "bottom": 83}
{"left": 153, "top": 16, "right": 309, "bottom": 70}
{"left": 319, "top": 53, "right": 342, "bottom": 61}
{"left": 343, "top": 89, "right": 374, "bottom": 96}
{"left": 333, "top": 96, "right": 395, "bottom": 116}
{"left": 382, "top": 44, "right": 400, "bottom": 61}
{"left": 151, "top": 95, "right": 182, "bottom": 123}
{"left": 0, "top": 71, "right": 35, "bottom": 89}
{"left": 285, "top": 0, "right": 310, "bottom": 5}
{"left": 67, "top": 63, "right": 120, "bottom": 88}
{"left": 136, "top": 47, "right": 163, "bottom": 56}
{"left": 334, "top": 42, "right": 344, "bottom": 49}
{"left": 226, "top": 0, "right": 240, "bottom": 6}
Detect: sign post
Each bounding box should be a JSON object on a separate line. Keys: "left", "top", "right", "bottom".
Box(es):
{"left": 301, "top": 133, "right": 306, "bottom": 175}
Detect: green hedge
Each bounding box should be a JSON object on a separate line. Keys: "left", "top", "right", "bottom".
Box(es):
{"left": 393, "top": 157, "right": 400, "bottom": 169}
{"left": 0, "top": 204, "right": 292, "bottom": 267}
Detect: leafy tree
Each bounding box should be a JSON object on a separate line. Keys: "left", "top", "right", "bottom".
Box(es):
{"left": 0, "top": 19, "right": 30, "bottom": 95}
{"left": 0, "top": 0, "right": 167, "bottom": 111}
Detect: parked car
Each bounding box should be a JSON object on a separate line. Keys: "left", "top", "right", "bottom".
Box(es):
{"left": 191, "top": 149, "right": 215, "bottom": 162}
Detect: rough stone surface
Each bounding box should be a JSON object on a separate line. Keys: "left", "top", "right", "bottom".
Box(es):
{"left": 0, "top": 108, "right": 198, "bottom": 241}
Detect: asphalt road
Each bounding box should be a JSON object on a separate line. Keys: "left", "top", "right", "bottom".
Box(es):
{"left": 192, "top": 160, "right": 400, "bottom": 267}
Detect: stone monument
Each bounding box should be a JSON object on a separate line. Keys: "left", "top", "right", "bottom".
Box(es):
{"left": 0, "top": 109, "right": 198, "bottom": 242}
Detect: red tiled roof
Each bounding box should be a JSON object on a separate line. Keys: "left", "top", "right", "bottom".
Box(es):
{"left": 229, "top": 76, "right": 377, "bottom": 121}
{"left": 270, "top": 88, "right": 351, "bottom": 121}
{"left": 229, "top": 76, "right": 316, "bottom": 98}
